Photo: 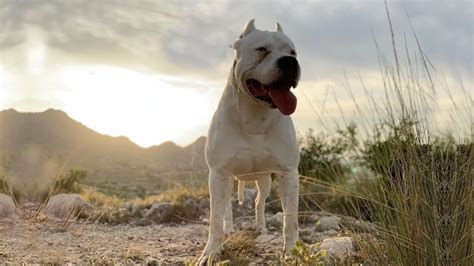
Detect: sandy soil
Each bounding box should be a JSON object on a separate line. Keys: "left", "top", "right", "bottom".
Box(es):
{"left": 0, "top": 203, "right": 288, "bottom": 264}
{"left": 1, "top": 221, "right": 211, "bottom": 264}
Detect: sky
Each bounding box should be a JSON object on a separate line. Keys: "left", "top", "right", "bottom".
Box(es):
{"left": 0, "top": 0, "right": 472, "bottom": 147}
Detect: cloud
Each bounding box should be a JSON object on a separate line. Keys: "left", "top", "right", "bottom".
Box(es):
{"left": 1, "top": 0, "right": 471, "bottom": 81}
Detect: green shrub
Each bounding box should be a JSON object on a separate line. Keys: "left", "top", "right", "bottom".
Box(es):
{"left": 298, "top": 126, "right": 358, "bottom": 213}
{"left": 51, "top": 169, "right": 88, "bottom": 195}
{"left": 299, "top": 125, "right": 357, "bottom": 183}
{"left": 358, "top": 131, "right": 472, "bottom": 264}
{"left": 288, "top": 240, "right": 325, "bottom": 265}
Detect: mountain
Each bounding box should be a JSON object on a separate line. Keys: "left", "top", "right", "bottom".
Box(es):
{"left": 0, "top": 109, "right": 207, "bottom": 188}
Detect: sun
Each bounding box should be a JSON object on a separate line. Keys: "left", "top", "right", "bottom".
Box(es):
{"left": 56, "top": 65, "right": 219, "bottom": 147}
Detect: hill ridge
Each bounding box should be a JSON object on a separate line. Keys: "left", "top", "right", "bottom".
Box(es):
{"left": 0, "top": 108, "right": 207, "bottom": 169}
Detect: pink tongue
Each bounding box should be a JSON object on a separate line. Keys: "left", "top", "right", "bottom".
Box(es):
{"left": 268, "top": 88, "right": 297, "bottom": 115}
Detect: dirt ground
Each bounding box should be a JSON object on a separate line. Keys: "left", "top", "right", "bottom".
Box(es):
{"left": 0, "top": 203, "right": 287, "bottom": 265}
{"left": 1, "top": 221, "right": 210, "bottom": 264}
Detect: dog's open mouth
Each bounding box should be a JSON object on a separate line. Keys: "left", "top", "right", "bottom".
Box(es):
{"left": 246, "top": 79, "right": 297, "bottom": 115}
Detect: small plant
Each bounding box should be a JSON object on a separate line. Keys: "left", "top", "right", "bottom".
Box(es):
{"left": 220, "top": 230, "right": 260, "bottom": 264}
{"left": 288, "top": 240, "right": 326, "bottom": 265}
{"left": 122, "top": 246, "right": 145, "bottom": 263}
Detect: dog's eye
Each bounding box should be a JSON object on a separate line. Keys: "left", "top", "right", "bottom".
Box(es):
{"left": 256, "top": 47, "right": 268, "bottom": 53}
{"left": 290, "top": 50, "right": 297, "bottom": 56}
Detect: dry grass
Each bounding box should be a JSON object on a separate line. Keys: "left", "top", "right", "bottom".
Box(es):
{"left": 220, "top": 230, "right": 260, "bottom": 265}
{"left": 129, "top": 185, "right": 209, "bottom": 206}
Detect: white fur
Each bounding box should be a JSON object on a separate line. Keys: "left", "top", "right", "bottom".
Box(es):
{"left": 198, "top": 20, "right": 300, "bottom": 265}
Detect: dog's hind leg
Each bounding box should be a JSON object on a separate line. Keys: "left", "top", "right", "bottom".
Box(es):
{"left": 237, "top": 180, "right": 246, "bottom": 205}
{"left": 255, "top": 175, "right": 271, "bottom": 234}
{"left": 198, "top": 171, "right": 231, "bottom": 265}
{"left": 277, "top": 170, "right": 299, "bottom": 253}
{"left": 223, "top": 178, "right": 234, "bottom": 234}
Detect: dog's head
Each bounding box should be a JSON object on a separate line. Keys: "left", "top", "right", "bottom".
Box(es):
{"left": 232, "top": 19, "right": 300, "bottom": 115}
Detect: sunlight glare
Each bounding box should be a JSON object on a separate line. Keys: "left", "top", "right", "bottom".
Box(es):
{"left": 56, "top": 65, "right": 219, "bottom": 147}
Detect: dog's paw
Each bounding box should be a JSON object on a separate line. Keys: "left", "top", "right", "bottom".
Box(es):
{"left": 197, "top": 252, "right": 221, "bottom": 266}
{"left": 196, "top": 254, "right": 208, "bottom": 266}
{"left": 257, "top": 226, "right": 268, "bottom": 235}
{"left": 224, "top": 225, "right": 234, "bottom": 235}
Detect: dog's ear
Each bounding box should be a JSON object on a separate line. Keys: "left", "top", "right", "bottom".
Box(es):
{"left": 275, "top": 22, "right": 283, "bottom": 33}
{"left": 232, "top": 39, "right": 241, "bottom": 50}
{"left": 239, "top": 19, "right": 256, "bottom": 38}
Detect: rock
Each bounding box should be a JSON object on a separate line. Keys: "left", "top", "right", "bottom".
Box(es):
{"left": 300, "top": 212, "right": 321, "bottom": 223}
{"left": 255, "top": 234, "right": 276, "bottom": 243}
{"left": 199, "top": 198, "right": 210, "bottom": 210}
{"left": 183, "top": 198, "right": 198, "bottom": 210}
{"left": 302, "top": 229, "right": 339, "bottom": 243}
{"left": 144, "top": 203, "right": 173, "bottom": 223}
{"left": 44, "top": 194, "right": 93, "bottom": 219}
{"left": 342, "top": 218, "right": 376, "bottom": 233}
{"left": 266, "top": 212, "right": 284, "bottom": 228}
{"left": 232, "top": 188, "right": 257, "bottom": 209}
{"left": 242, "top": 188, "right": 257, "bottom": 209}
{"left": 315, "top": 216, "right": 341, "bottom": 232}
{"left": 133, "top": 218, "right": 152, "bottom": 226}
{"left": 0, "top": 193, "right": 19, "bottom": 219}
{"left": 145, "top": 258, "right": 159, "bottom": 266}
{"left": 320, "top": 237, "right": 354, "bottom": 258}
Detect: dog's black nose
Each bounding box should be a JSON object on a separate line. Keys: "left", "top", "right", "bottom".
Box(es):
{"left": 277, "top": 56, "right": 300, "bottom": 85}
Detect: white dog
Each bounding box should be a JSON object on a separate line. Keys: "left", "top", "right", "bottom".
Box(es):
{"left": 198, "top": 19, "right": 300, "bottom": 264}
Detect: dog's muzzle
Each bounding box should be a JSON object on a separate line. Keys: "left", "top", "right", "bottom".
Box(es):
{"left": 245, "top": 56, "right": 300, "bottom": 115}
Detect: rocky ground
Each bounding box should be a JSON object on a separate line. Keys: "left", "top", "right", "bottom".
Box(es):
{"left": 0, "top": 193, "right": 365, "bottom": 264}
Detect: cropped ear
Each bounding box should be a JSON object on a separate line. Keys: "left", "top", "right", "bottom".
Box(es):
{"left": 231, "top": 38, "right": 241, "bottom": 50}
{"left": 275, "top": 22, "right": 283, "bottom": 33}
{"left": 239, "top": 19, "right": 256, "bottom": 38}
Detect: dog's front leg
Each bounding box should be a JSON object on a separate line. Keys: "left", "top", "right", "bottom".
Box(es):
{"left": 255, "top": 175, "right": 271, "bottom": 234}
{"left": 223, "top": 178, "right": 234, "bottom": 234}
{"left": 198, "top": 171, "right": 231, "bottom": 265}
{"left": 277, "top": 170, "right": 299, "bottom": 253}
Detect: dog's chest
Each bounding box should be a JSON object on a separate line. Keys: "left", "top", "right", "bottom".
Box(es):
{"left": 225, "top": 134, "right": 281, "bottom": 177}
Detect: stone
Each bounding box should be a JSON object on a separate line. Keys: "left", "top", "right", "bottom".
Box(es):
{"left": 0, "top": 193, "right": 19, "bottom": 219}
{"left": 183, "top": 198, "right": 198, "bottom": 210}
{"left": 242, "top": 188, "right": 257, "bottom": 209}
{"left": 144, "top": 203, "right": 173, "bottom": 223}
{"left": 320, "top": 237, "right": 354, "bottom": 258}
{"left": 266, "top": 212, "right": 284, "bottom": 228}
{"left": 255, "top": 234, "right": 276, "bottom": 243}
{"left": 315, "top": 216, "right": 341, "bottom": 232}
{"left": 199, "top": 198, "right": 210, "bottom": 210}
{"left": 45, "top": 194, "right": 93, "bottom": 219}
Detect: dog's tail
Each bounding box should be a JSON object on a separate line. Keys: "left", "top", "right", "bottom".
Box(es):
{"left": 237, "top": 181, "right": 246, "bottom": 205}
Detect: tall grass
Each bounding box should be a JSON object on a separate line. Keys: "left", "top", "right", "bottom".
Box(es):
{"left": 298, "top": 2, "right": 472, "bottom": 265}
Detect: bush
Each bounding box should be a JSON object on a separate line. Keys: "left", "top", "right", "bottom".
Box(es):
{"left": 51, "top": 169, "right": 88, "bottom": 195}
{"left": 299, "top": 125, "right": 357, "bottom": 183}
{"left": 298, "top": 125, "right": 358, "bottom": 213}
{"left": 357, "top": 127, "right": 473, "bottom": 264}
